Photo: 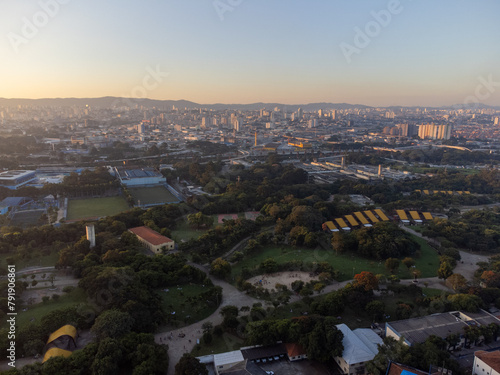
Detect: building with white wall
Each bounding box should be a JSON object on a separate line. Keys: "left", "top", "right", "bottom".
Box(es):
{"left": 128, "top": 226, "right": 175, "bottom": 254}
{"left": 334, "top": 324, "right": 383, "bottom": 375}
{"left": 418, "top": 124, "right": 452, "bottom": 140}
{"left": 213, "top": 350, "right": 245, "bottom": 374}
{"left": 473, "top": 350, "right": 500, "bottom": 375}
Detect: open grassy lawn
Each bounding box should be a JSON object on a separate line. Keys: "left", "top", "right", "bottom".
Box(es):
{"left": 0, "top": 251, "right": 60, "bottom": 270}
{"left": 411, "top": 235, "right": 440, "bottom": 278}
{"left": 422, "top": 287, "right": 447, "bottom": 298}
{"left": 231, "top": 245, "right": 385, "bottom": 281}
{"left": 191, "top": 332, "right": 244, "bottom": 356}
{"left": 67, "top": 196, "right": 130, "bottom": 220}
{"left": 232, "top": 234, "right": 439, "bottom": 282}
{"left": 171, "top": 212, "right": 249, "bottom": 244}
{"left": 410, "top": 226, "right": 424, "bottom": 233}
{"left": 16, "top": 288, "right": 88, "bottom": 329}
{"left": 160, "top": 284, "right": 219, "bottom": 329}
{"left": 129, "top": 186, "right": 179, "bottom": 205}
{"left": 269, "top": 300, "right": 310, "bottom": 320}
{"left": 171, "top": 219, "right": 210, "bottom": 243}
{"left": 171, "top": 214, "right": 225, "bottom": 243}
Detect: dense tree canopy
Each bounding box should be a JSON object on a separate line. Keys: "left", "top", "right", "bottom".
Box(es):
{"left": 332, "top": 222, "right": 419, "bottom": 260}
{"left": 245, "top": 315, "right": 343, "bottom": 362}
{"left": 175, "top": 353, "right": 208, "bottom": 375}
{"left": 90, "top": 309, "right": 135, "bottom": 340}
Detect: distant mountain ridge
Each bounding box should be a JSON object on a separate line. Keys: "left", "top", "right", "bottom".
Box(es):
{"left": 0, "top": 97, "right": 498, "bottom": 111}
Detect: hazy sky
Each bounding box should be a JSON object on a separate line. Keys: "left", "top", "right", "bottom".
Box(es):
{"left": 1, "top": 0, "right": 499, "bottom": 106}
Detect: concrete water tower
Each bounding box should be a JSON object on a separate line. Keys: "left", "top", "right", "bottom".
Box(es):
{"left": 86, "top": 225, "right": 96, "bottom": 248}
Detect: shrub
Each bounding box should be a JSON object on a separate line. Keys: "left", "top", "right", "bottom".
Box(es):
{"left": 62, "top": 285, "right": 75, "bottom": 293}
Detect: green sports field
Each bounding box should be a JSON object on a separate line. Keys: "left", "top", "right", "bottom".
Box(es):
{"left": 66, "top": 196, "right": 130, "bottom": 220}
{"left": 129, "top": 186, "right": 179, "bottom": 206}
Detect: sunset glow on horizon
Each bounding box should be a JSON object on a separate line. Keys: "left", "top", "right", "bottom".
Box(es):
{"left": 1, "top": 0, "right": 499, "bottom": 107}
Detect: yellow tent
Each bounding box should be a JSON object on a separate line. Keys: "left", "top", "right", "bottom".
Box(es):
{"left": 46, "top": 325, "right": 77, "bottom": 345}
{"left": 42, "top": 348, "right": 72, "bottom": 363}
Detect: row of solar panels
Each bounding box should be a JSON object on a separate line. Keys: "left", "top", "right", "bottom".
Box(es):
{"left": 324, "top": 209, "right": 390, "bottom": 232}
{"left": 415, "top": 190, "right": 471, "bottom": 195}
{"left": 396, "top": 210, "right": 433, "bottom": 223}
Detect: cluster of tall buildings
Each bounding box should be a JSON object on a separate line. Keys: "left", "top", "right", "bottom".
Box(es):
{"left": 382, "top": 123, "right": 452, "bottom": 140}
{"left": 417, "top": 123, "right": 452, "bottom": 140}
{"left": 200, "top": 113, "right": 244, "bottom": 131}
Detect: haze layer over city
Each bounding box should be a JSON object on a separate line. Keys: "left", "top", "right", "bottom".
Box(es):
{"left": 0, "top": 1, "right": 500, "bottom": 375}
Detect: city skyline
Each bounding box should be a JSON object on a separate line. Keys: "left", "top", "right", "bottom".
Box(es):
{"left": 1, "top": 0, "right": 499, "bottom": 107}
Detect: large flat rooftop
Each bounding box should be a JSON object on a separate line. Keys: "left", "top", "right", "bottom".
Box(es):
{"left": 0, "top": 170, "right": 36, "bottom": 180}
{"left": 114, "top": 167, "right": 162, "bottom": 180}
{"left": 387, "top": 310, "right": 500, "bottom": 345}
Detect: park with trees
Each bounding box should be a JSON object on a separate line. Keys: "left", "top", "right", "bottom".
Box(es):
{"left": 2, "top": 155, "right": 500, "bottom": 373}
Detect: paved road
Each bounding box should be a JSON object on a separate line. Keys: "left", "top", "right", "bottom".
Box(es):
{"left": 452, "top": 250, "right": 490, "bottom": 280}
{"left": 156, "top": 263, "right": 259, "bottom": 375}
{"left": 15, "top": 266, "right": 56, "bottom": 275}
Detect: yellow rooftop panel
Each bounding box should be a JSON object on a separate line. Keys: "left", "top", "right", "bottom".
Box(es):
{"left": 396, "top": 210, "right": 409, "bottom": 221}
{"left": 364, "top": 211, "right": 379, "bottom": 223}
{"left": 465, "top": 191, "right": 471, "bottom": 194}
{"left": 447, "top": 191, "right": 453, "bottom": 195}
{"left": 47, "top": 325, "right": 77, "bottom": 345}
{"left": 423, "top": 190, "right": 430, "bottom": 195}
{"left": 409, "top": 211, "right": 421, "bottom": 220}
{"left": 354, "top": 212, "right": 369, "bottom": 225}
{"left": 42, "top": 348, "right": 72, "bottom": 363}
{"left": 374, "top": 209, "right": 390, "bottom": 221}
{"left": 457, "top": 191, "right": 463, "bottom": 195}
{"left": 335, "top": 218, "right": 349, "bottom": 229}
{"left": 325, "top": 221, "right": 337, "bottom": 231}
{"left": 422, "top": 212, "right": 433, "bottom": 220}
{"left": 433, "top": 190, "right": 439, "bottom": 194}
{"left": 345, "top": 215, "right": 359, "bottom": 226}
{"left": 415, "top": 190, "right": 421, "bottom": 193}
